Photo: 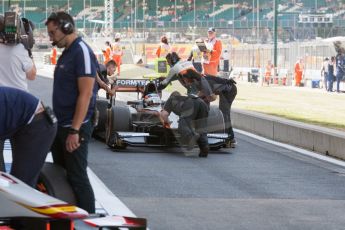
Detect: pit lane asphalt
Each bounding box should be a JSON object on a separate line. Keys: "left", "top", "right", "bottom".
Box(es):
{"left": 30, "top": 75, "right": 345, "bottom": 230}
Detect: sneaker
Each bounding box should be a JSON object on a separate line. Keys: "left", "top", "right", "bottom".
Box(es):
{"left": 199, "top": 147, "right": 209, "bottom": 158}
{"left": 224, "top": 138, "right": 237, "bottom": 148}
{"left": 183, "top": 150, "right": 198, "bottom": 157}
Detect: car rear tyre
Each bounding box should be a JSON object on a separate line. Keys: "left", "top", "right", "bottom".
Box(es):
{"left": 207, "top": 105, "right": 225, "bottom": 133}
{"left": 106, "top": 105, "right": 132, "bottom": 149}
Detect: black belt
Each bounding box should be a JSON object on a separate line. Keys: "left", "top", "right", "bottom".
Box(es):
{"left": 32, "top": 112, "right": 46, "bottom": 122}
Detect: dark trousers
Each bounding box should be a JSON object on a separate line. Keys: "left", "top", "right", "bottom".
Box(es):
{"left": 0, "top": 140, "right": 5, "bottom": 172}
{"left": 51, "top": 120, "right": 95, "bottom": 213}
{"left": 7, "top": 114, "right": 57, "bottom": 187}
{"left": 324, "top": 73, "right": 328, "bottom": 91}
{"left": 178, "top": 97, "right": 209, "bottom": 149}
{"left": 328, "top": 74, "right": 334, "bottom": 92}
{"left": 223, "top": 60, "right": 229, "bottom": 72}
{"left": 219, "top": 83, "right": 237, "bottom": 139}
{"left": 336, "top": 72, "right": 343, "bottom": 92}
{"left": 193, "top": 62, "right": 203, "bottom": 73}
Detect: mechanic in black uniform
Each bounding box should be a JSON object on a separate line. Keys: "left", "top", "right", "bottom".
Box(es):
{"left": 0, "top": 87, "right": 57, "bottom": 187}
{"left": 161, "top": 91, "right": 210, "bottom": 157}
{"left": 159, "top": 52, "right": 237, "bottom": 148}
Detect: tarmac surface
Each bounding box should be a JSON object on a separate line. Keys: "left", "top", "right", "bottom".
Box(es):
{"left": 27, "top": 63, "right": 345, "bottom": 230}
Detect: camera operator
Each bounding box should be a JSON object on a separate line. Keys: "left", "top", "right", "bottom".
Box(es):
{"left": 0, "top": 15, "right": 36, "bottom": 91}
{"left": 0, "top": 14, "right": 37, "bottom": 172}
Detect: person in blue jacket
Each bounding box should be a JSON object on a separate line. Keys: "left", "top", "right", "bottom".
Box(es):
{"left": 0, "top": 87, "right": 57, "bottom": 187}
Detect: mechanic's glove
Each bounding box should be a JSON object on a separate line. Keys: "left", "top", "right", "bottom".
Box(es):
{"left": 207, "top": 94, "right": 217, "bottom": 102}
{"left": 157, "top": 83, "right": 167, "bottom": 91}
{"left": 228, "top": 78, "right": 237, "bottom": 85}
{"left": 158, "top": 76, "right": 166, "bottom": 82}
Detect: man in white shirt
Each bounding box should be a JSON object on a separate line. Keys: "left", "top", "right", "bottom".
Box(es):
{"left": 0, "top": 43, "right": 37, "bottom": 91}
{"left": 0, "top": 15, "right": 36, "bottom": 91}
{"left": 321, "top": 57, "right": 329, "bottom": 91}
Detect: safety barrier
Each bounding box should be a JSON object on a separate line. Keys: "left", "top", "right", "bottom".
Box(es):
{"left": 232, "top": 108, "right": 345, "bottom": 160}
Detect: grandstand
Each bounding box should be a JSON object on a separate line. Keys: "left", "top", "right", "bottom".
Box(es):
{"left": 1, "top": 0, "right": 345, "bottom": 41}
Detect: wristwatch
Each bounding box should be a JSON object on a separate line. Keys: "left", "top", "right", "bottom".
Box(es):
{"left": 68, "top": 127, "right": 79, "bottom": 134}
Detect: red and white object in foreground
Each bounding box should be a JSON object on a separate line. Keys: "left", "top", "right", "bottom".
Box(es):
{"left": 0, "top": 171, "right": 147, "bottom": 229}
{"left": 0, "top": 171, "right": 88, "bottom": 219}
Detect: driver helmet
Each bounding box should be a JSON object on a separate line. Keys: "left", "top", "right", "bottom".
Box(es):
{"left": 144, "top": 93, "right": 161, "bottom": 107}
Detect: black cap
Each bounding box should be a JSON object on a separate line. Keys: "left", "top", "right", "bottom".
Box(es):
{"left": 208, "top": 27, "right": 215, "bottom": 32}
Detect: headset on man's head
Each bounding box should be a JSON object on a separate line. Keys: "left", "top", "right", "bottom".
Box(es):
{"left": 47, "top": 12, "right": 75, "bottom": 35}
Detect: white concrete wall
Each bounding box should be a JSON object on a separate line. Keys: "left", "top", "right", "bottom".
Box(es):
{"left": 232, "top": 109, "right": 345, "bottom": 160}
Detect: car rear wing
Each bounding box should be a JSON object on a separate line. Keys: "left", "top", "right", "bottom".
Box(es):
{"left": 113, "top": 78, "right": 163, "bottom": 93}
{"left": 113, "top": 79, "right": 151, "bottom": 93}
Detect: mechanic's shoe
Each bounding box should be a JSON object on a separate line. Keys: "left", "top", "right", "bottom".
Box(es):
{"left": 224, "top": 138, "right": 237, "bottom": 148}
{"left": 198, "top": 147, "right": 209, "bottom": 158}
{"left": 186, "top": 133, "right": 200, "bottom": 151}
{"left": 184, "top": 150, "right": 199, "bottom": 157}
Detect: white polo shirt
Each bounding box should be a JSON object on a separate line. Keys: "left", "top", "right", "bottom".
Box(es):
{"left": 0, "top": 43, "right": 34, "bottom": 91}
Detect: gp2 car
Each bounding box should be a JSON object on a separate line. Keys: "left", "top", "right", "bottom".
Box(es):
{"left": 93, "top": 77, "right": 229, "bottom": 150}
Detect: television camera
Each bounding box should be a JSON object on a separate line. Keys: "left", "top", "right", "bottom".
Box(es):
{"left": 0, "top": 11, "right": 35, "bottom": 57}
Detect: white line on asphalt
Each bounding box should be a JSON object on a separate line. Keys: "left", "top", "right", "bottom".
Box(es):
{"left": 87, "top": 169, "right": 137, "bottom": 217}
{"left": 235, "top": 128, "right": 345, "bottom": 168}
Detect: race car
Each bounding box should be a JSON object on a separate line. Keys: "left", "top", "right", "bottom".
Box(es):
{"left": 93, "top": 77, "right": 228, "bottom": 150}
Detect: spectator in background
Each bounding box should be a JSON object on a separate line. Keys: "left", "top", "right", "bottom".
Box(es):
{"left": 327, "top": 56, "right": 336, "bottom": 92}
{"left": 156, "top": 35, "right": 171, "bottom": 58}
{"left": 294, "top": 58, "right": 304, "bottom": 86}
{"left": 336, "top": 51, "right": 345, "bottom": 93}
{"left": 203, "top": 27, "right": 222, "bottom": 76}
{"left": 264, "top": 60, "right": 273, "bottom": 86}
{"left": 112, "top": 33, "right": 123, "bottom": 76}
{"left": 221, "top": 47, "right": 230, "bottom": 74}
{"left": 50, "top": 46, "right": 57, "bottom": 65}
{"left": 321, "top": 57, "right": 329, "bottom": 91}
{"left": 102, "top": 41, "right": 112, "bottom": 64}
{"left": 187, "top": 39, "right": 204, "bottom": 73}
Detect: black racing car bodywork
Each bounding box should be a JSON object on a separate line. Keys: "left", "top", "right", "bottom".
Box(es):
{"left": 93, "top": 78, "right": 228, "bottom": 150}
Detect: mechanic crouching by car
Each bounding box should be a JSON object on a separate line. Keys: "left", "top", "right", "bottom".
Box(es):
{"left": 159, "top": 52, "right": 237, "bottom": 148}
{"left": 161, "top": 91, "right": 210, "bottom": 157}
{"left": 0, "top": 87, "right": 57, "bottom": 187}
